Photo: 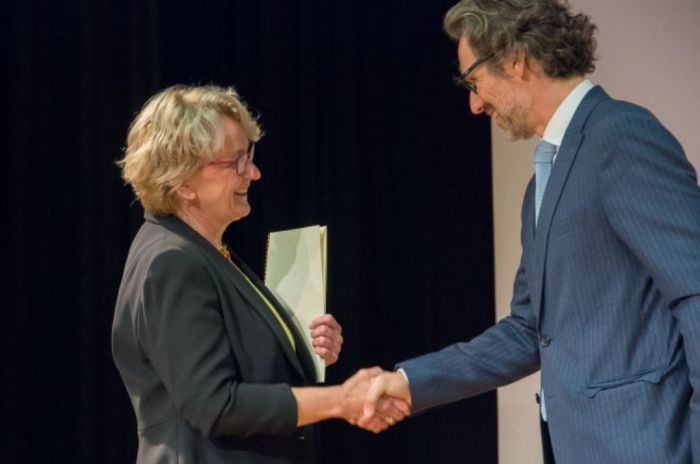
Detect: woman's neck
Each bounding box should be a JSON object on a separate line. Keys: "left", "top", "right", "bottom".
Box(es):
{"left": 175, "top": 208, "right": 226, "bottom": 250}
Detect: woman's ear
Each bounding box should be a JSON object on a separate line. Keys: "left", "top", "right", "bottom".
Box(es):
{"left": 175, "top": 182, "right": 197, "bottom": 201}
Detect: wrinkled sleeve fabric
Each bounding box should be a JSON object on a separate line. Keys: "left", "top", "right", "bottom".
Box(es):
{"left": 598, "top": 108, "right": 700, "bottom": 459}
{"left": 138, "top": 247, "right": 297, "bottom": 438}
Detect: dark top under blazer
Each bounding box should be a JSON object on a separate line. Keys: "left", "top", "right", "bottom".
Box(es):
{"left": 113, "top": 212, "right": 318, "bottom": 464}
{"left": 399, "top": 86, "right": 700, "bottom": 463}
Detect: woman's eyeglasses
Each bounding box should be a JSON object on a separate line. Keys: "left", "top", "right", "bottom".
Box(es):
{"left": 207, "top": 143, "right": 256, "bottom": 175}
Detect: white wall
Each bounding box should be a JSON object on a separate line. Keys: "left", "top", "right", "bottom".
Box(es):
{"left": 494, "top": 2, "right": 700, "bottom": 463}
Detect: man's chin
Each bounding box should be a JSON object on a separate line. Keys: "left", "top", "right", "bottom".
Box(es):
{"left": 500, "top": 125, "right": 533, "bottom": 142}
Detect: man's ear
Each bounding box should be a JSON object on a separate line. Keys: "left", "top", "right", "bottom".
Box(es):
{"left": 506, "top": 48, "right": 528, "bottom": 79}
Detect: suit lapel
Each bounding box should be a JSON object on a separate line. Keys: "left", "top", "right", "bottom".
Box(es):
{"left": 149, "top": 213, "right": 311, "bottom": 383}
{"left": 530, "top": 86, "right": 610, "bottom": 325}
{"left": 531, "top": 132, "right": 584, "bottom": 324}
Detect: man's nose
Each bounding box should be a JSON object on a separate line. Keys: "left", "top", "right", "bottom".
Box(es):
{"left": 469, "top": 91, "right": 485, "bottom": 115}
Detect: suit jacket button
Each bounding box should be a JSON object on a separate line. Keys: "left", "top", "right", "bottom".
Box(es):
{"left": 540, "top": 335, "right": 551, "bottom": 347}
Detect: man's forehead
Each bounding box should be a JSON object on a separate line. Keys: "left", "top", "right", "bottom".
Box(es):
{"left": 457, "top": 36, "right": 477, "bottom": 68}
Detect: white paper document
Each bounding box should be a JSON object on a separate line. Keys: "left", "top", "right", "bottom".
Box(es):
{"left": 265, "top": 225, "right": 327, "bottom": 382}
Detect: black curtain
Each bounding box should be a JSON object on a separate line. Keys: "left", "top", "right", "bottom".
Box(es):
{"left": 5, "top": 1, "right": 496, "bottom": 462}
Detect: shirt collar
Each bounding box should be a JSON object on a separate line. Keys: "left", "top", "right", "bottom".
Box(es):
{"left": 542, "top": 79, "right": 595, "bottom": 147}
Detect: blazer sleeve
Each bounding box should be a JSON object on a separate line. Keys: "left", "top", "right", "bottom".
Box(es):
{"left": 138, "top": 246, "right": 298, "bottom": 438}
{"left": 398, "top": 191, "right": 541, "bottom": 413}
{"left": 597, "top": 108, "right": 700, "bottom": 457}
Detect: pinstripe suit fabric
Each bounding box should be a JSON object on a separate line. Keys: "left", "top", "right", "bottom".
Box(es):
{"left": 399, "top": 86, "right": 700, "bottom": 463}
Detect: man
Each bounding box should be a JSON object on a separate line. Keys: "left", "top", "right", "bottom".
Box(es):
{"left": 360, "top": 1, "right": 700, "bottom": 462}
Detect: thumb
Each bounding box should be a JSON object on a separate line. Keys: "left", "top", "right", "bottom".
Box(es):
{"left": 363, "top": 377, "right": 384, "bottom": 419}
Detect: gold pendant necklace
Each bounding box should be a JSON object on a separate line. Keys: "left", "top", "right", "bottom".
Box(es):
{"left": 219, "top": 244, "right": 231, "bottom": 260}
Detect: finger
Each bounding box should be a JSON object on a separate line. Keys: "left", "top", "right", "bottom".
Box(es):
{"left": 356, "top": 411, "right": 391, "bottom": 433}
{"left": 390, "top": 398, "right": 412, "bottom": 417}
{"left": 363, "top": 376, "right": 386, "bottom": 418}
{"left": 361, "top": 366, "right": 383, "bottom": 379}
{"left": 311, "top": 325, "right": 342, "bottom": 343}
{"left": 312, "top": 335, "right": 343, "bottom": 358}
{"left": 310, "top": 323, "right": 339, "bottom": 338}
{"left": 365, "top": 416, "right": 389, "bottom": 434}
{"left": 311, "top": 334, "right": 341, "bottom": 351}
{"left": 377, "top": 397, "right": 405, "bottom": 425}
{"left": 312, "top": 335, "right": 331, "bottom": 348}
{"left": 309, "top": 314, "right": 342, "bottom": 332}
{"left": 350, "top": 367, "right": 383, "bottom": 390}
{"left": 312, "top": 340, "right": 340, "bottom": 359}
{"left": 313, "top": 347, "right": 338, "bottom": 365}
{"left": 321, "top": 314, "right": 341, "bottom": 331}
{"left": 308, "top": 314, "right": 330, "bottom": 329}
{"left": 356, "top": 412, "right": 372, "bottom": 429}
{"left": 344, "top": 367, "right": 376, "bottom": 390}
{"left": 313, "top": 346, "right": 331, "bottom": 358}
{"left": 376, "top": 398, "right": 406, "bottom": 422}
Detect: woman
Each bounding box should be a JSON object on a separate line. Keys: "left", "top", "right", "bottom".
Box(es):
{"left": 112, "top": 85, "right": 407, "bottom": 463}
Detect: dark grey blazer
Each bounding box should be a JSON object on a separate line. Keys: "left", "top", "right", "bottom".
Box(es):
{"left": 113, "top": 213, "right": 318, "bottom": 464}
{"left": 399, "top": 86, "right": 700, "bottom": 463}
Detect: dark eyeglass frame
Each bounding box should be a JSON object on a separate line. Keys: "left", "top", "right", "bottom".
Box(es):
{"left": 453, "top": 53, "right": 493, "bottom": 94}
{"left": 207, "top": 142, "right": 256, "bottom": 175}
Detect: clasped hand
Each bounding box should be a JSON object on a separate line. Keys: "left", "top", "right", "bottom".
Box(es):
{"left": 336, "top": 367, "right": 412, "bottom": 433}
{"left": 307, "top": 316, "right": 411, "bottom": 432}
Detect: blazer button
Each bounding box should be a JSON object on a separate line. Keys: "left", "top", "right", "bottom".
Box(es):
{"left": 539, "top": 335, "right": 551, "bottom": 347}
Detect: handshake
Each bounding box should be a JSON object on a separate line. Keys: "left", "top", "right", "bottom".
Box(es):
{"left": 295, "top": 316, "right": 412, "bottom": 432}
{"left": 332, "top": 367, "right": 412, "bottom": 433}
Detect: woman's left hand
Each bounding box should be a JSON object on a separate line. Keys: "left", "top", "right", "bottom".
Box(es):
{"left": 309, "top": 314, "right": 343, "bottom": 366}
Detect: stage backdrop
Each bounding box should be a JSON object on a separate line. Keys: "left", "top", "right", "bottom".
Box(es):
{"left": 5, "top": 1, "right": 497, "bottom": 463}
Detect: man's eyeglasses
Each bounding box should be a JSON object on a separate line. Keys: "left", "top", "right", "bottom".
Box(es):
{"left": 453, "top": 53, "right": 493, "bottom": 94}
{"left": 207, "top": 143, "right": 256, "bottom": 175}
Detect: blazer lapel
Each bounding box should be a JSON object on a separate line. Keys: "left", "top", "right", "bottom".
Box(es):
{"left": 531, "top": 86, "right": 610, "bottom": 325}
{"left": 149, "top": 213, "right": 311, "bottom": 383}
{"left": 230, "top": 252, "right": 317, "bottom": 383}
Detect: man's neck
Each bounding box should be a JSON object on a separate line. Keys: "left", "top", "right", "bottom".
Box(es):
{"left": 530, "top": 75, "right": 585, "bottom": 138}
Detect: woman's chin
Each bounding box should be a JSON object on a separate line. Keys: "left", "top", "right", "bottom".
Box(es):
{"left": 229, "top": 205, "right": 251, "bottom": 223}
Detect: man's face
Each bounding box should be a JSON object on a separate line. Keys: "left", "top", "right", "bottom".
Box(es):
{"left": 457, "top": 37, "right": 534, "bottom": 141}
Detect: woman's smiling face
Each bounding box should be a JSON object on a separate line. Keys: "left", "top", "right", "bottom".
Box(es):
{"left": 184, "top": 116, "right": 261, "bottom": 228}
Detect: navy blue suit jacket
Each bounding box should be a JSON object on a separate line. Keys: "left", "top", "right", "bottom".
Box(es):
{"left": 399, "top": 86, "right": 700, "bottom": 463}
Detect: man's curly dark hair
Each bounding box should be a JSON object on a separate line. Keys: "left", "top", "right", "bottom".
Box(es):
{"left": 444, "top": 0, "right": 597, "bottom": 78}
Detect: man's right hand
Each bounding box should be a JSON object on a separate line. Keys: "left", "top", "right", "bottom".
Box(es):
{"left": 359, "top": 370, "right": 412, "bottom": 430}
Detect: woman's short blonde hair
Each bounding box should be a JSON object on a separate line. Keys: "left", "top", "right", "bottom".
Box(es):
{"left": 119, "top": 84, "right": 262, "bottom": 215}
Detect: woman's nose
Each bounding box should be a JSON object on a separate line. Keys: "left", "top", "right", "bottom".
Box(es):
{"left": 246, "top": 160, "right": 262, "bottom": 180}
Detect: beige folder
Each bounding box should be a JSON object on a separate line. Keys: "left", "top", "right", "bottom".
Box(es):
{"left": 265, "top": 225, "right": 327, "bottom": 382}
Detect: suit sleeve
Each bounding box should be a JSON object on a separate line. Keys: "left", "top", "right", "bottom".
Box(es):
{"left": 138, "top": 247, "right": 298, "bottom": 438}
{"left": 398, "top": 183, "right": 541, "bottom": 414}
{"left": 598, "top": 109, "right": 700, "bottom": 458}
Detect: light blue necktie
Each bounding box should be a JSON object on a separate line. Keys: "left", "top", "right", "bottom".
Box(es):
{"left": 535, "top": 139, "right": 557, "bottom": 420}
{"left": 534, "top": 140, "right": 557, "bottom": 225}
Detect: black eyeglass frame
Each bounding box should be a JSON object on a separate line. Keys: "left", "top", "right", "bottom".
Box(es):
{"left": 454, "top": 53, "right": 494, "bottom": 94}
